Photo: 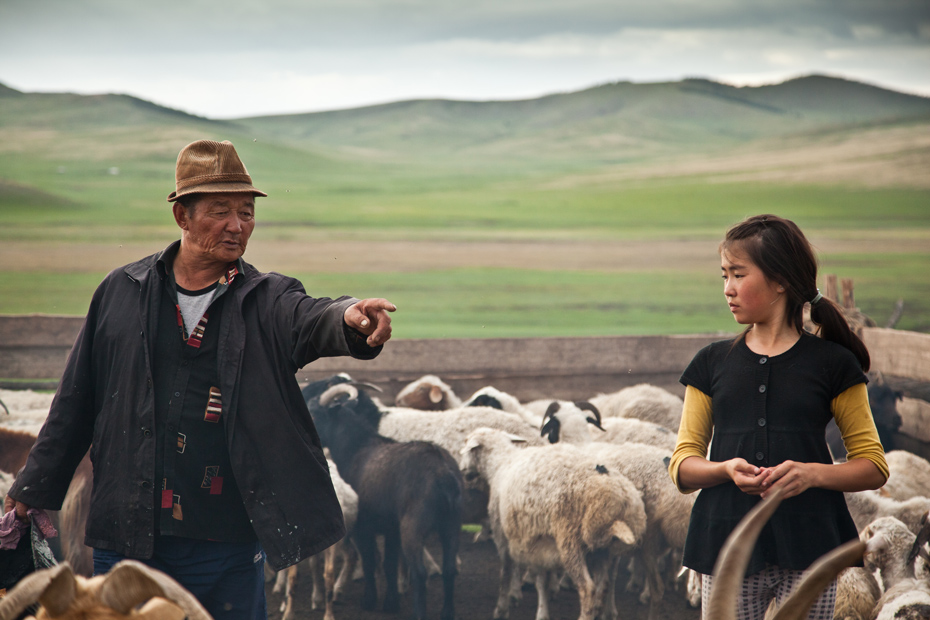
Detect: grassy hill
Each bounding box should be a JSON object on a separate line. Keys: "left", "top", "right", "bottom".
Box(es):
{"left": 1, "top": 75, "right": 928, "bottom": 336}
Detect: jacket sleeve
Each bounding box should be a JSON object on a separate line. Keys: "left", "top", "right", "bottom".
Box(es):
{"left": 9, "top": 282, "right": 104, "bottom": 509}
{"left": 271, "top": 276, "right": 382, "bottom": 369}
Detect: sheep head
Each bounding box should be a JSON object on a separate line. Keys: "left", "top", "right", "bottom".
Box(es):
{"left": 0, "top": 561, "right": 213, "bottom": 620}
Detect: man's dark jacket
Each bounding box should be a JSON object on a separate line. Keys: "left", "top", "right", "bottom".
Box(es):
{"left": 10, "top": 242, "right": 380, "bottom": 570}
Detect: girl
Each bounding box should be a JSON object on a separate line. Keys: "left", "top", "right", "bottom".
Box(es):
{"left": 668, "top": 214, "right": 888, "bottom": 620}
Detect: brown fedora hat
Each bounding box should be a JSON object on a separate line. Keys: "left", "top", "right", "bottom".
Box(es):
{"left": 167, "top": 139, "right": 267, "bottom": 202}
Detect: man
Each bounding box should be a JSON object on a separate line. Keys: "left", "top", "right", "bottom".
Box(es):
{"left": 4, "top": 139, "right": 396, "bottom": 619}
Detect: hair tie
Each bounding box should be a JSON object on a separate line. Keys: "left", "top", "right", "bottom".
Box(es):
{"left": 810, "top": 289, "right": 823, "bottom": 305}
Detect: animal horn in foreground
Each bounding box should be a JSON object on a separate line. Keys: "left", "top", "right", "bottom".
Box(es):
{"left": 0, "top": 560, "right": 214, "bottom": 620}
{"left": 707, "top": 487, "right": 866, "bottom": 620}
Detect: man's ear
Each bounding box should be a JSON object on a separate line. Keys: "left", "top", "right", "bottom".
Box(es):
{"left": 172, "top": 202, "right": 190, "bottom": 230}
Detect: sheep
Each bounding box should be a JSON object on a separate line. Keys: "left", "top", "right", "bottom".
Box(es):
{"left": 831, "top": 565, "right": 881, "bottom": 620}
{"left": 0, "top": 560, "right": 213, "bottom": 620}
{"left": 377, "top": 404, "right": 544, "bottom": 538}
{"left": 458, "top": 426, "right": 647, "bottom": 620}
{"left": 844, "top": 489, "right": 930, "bottom": 534}
{"left": 588, "top": 384, "right": 684, "bottom": 432}
{"left": 393, "top": 375, "right": 462, "bottom": 411}
{"left": 539, "top": 400, "right": 677, "bottom": 451}
{"left": 861, "top": 513, "right": 930, "bottom": 620}
{"left": 882, "top": 450, "right": 930, "bottom": 501}
{"left": 540, "top": 402, "right": 694, "bottom": 612}
{"left": 301, "top": 374, "right": 384, "bottom": 430}
{"left": 278, "top": 455, "right": 359, "bottom": 620}
{"left": 463, "top": 387, "right": 543, "bottom": 428}
{"left": 0, "top": 427, "right": 37, "bottom": 475}
{"left": 705, "top": 487, "right": 868, "bottom": 620}
{"left": 308, "top": 384, "right": 463, "bottom": 620}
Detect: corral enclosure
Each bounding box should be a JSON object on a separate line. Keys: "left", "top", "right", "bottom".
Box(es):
{"left": 3, "top": 315, "right": 929, "bottom": 459}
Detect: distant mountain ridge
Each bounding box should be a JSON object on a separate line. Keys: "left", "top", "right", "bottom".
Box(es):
{"left": 1, "top": 74, "right": 928, "bottom": 165}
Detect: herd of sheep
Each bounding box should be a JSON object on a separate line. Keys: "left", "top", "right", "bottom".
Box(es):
{"left": 1, "top": 375, "right": 929, "bottom": 620}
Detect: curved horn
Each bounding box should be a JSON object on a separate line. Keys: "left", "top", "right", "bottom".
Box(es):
{"left": 769, "top": 539, "right": 865, "bottom": 620}
{"left": 96, "top": 560, "right": 213, "bottom": 620}
{"left": 0, "top": 397, "right": 9, "bottom": 416}
{"left": 319, "top": 384, "right": 358, "bottom": 407}
{"left": 541, "top": 401, "right": 561, "bottom": 425}
{"left": 0, "top": 563, "right": 74, "bottom": 620}
{"left": 575, "top": 400, "right": 604, "bottom": 430}
{"left": 349, "top": 380, "right": 383, "bottom": 393}
{"left": 706, "top": 488, "right": 785, "bottom": 620}
{"left": 575, "top": 401, "right": 604, "bottom": 430}
{"left": 906, "top": 509, "right": 930, "bottom": 573}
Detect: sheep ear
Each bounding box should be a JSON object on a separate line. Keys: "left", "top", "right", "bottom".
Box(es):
{"left": 37, "top": 563, "right": 78, "bottom": 617}
{"left": 769, "top": 539, "right": 865, "bottom": 620}
{"left": 540, "top": 417, "right": 560, "bottom": 443}
{"left": 0, "top": 563, "right": 74, "bottom": 620}
{"left": 504, "top": 432, "right": 527, "bottom": 444}
{"left": 96, "top": 560, "right": 213, "bottom": 620}
{"left": 706, "top": 489, "right": 785, "bottom": 620}
{"left": 609, "top": 521, "right": 636, "bottom": 545}
{"left": 429, "top": 385, "right": 444, "bottom": 404}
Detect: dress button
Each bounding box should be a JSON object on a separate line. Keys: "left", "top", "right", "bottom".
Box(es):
{"left": 758, "top": 418, "right": 766, "bottom": 427}
{"left": 174, "top": 392, "right": 180, "bottom": 397}
{"left": 759, "top": 357, "right": 767, "bottom": 364}
{"left": 143, "top": 428, "right": 152, "bottom": 437}
{"left": 141, "top": 480, "right": 151, "bottom": 489}
{"left": 759, "top": 385, "right": 767, "bottom": 393}
{"left": 755, "top": 452, "right": 764, "bottom": 461}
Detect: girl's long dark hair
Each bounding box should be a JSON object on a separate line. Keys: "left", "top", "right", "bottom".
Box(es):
{"left": 720, "top": 214, "right": 870, "bottom": 371}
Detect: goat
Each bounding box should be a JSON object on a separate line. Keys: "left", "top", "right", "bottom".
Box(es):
{"left": 459, "top": 427, "right": 647, "bottom": 620}
{"left": 0, "top": 560, "right": 212, "bottom": 620}
{"left": 705, "top": 487, "right": 868, "bottom": 620}
{"left": 309, "top": 384, "right": 463, "bottom": 620}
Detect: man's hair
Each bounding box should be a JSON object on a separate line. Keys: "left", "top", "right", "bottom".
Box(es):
{"left": 176, "top": 193, "right": 203, "bottom": 213}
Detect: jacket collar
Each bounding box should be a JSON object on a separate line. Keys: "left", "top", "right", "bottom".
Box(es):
{"left": 124, "top": 240, "right": 260, "bottom": 293}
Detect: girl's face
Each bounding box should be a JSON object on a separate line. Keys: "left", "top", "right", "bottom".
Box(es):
{"left": 721, "top": 245, "right": 786, "bottom": 326}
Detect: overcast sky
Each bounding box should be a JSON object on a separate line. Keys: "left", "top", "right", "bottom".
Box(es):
{"left": 2, "top": 0, "right": 928, "bottom": 119}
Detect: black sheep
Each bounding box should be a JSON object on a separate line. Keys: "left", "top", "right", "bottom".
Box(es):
{"left": 309, "top": 384, "right": 463, "bottom": 620}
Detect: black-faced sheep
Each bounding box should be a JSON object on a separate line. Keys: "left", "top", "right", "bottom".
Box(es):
{"left": 309, "top": 384, "right": 463, "bottom": 620}
{"left": 458, "top": 427, "right": 647, "bottom": 620}
{"left": 0, "top": 560, "right": 213, "bottom": 620}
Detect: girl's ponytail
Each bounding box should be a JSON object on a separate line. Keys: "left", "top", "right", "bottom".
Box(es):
{"left": 809, "top": 292, "right": 871, "bottom": 372}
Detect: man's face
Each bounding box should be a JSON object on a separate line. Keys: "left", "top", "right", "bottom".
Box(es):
{"left": 180, "top": 192, "right": 255, "bottom": 264}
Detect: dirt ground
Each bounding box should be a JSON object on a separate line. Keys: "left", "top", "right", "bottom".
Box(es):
{"left": 264, "top": 531, "right": 702, "bottom": 620}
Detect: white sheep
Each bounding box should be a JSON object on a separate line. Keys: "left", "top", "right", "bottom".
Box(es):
{"left": 278, "top": 457, "right": 359, "bottom": 620}
{"left": 539, "top": 400, "right": 677, "bottom": 451}
{"left": 844, "top": 489, "right": 930, "bottom": 534}
{"left": 458, "top": 427, "right": 647, "bottom": 620}
{"left": 861, "top": 514, "right": 930, "bottom": 620}
{"left": 392, "top": 375, "right": 462, "bottom": 410}
{"left": 540, "top": 402, "right": 693, "bottom": 609}
{"left": 589, "top": 383, "right": 684, "bottom": 432}
{"left": 463, "top": 386, "right": 542, "bottom": 428}
{"left": 832, "top": 566, "right": 881, "bottom": 620}
{"left": 882, "top": 450, "right": 930, "bottom": 501}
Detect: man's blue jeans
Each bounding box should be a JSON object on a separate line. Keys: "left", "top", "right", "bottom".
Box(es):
{"left": 93, "top": 535, "right": 267, "bottom": 620}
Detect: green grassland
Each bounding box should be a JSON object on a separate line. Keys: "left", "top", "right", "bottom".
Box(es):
{"left": 1, "top": 76, "right": 929, "bottom": 337}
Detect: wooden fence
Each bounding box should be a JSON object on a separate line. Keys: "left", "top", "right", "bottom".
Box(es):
{"left": 2, "top": 315, "right": 928, "bottom": 455}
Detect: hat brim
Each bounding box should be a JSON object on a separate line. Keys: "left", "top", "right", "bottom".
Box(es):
{"left": 167, "top": 182, "right": 268, "bottom": 202}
